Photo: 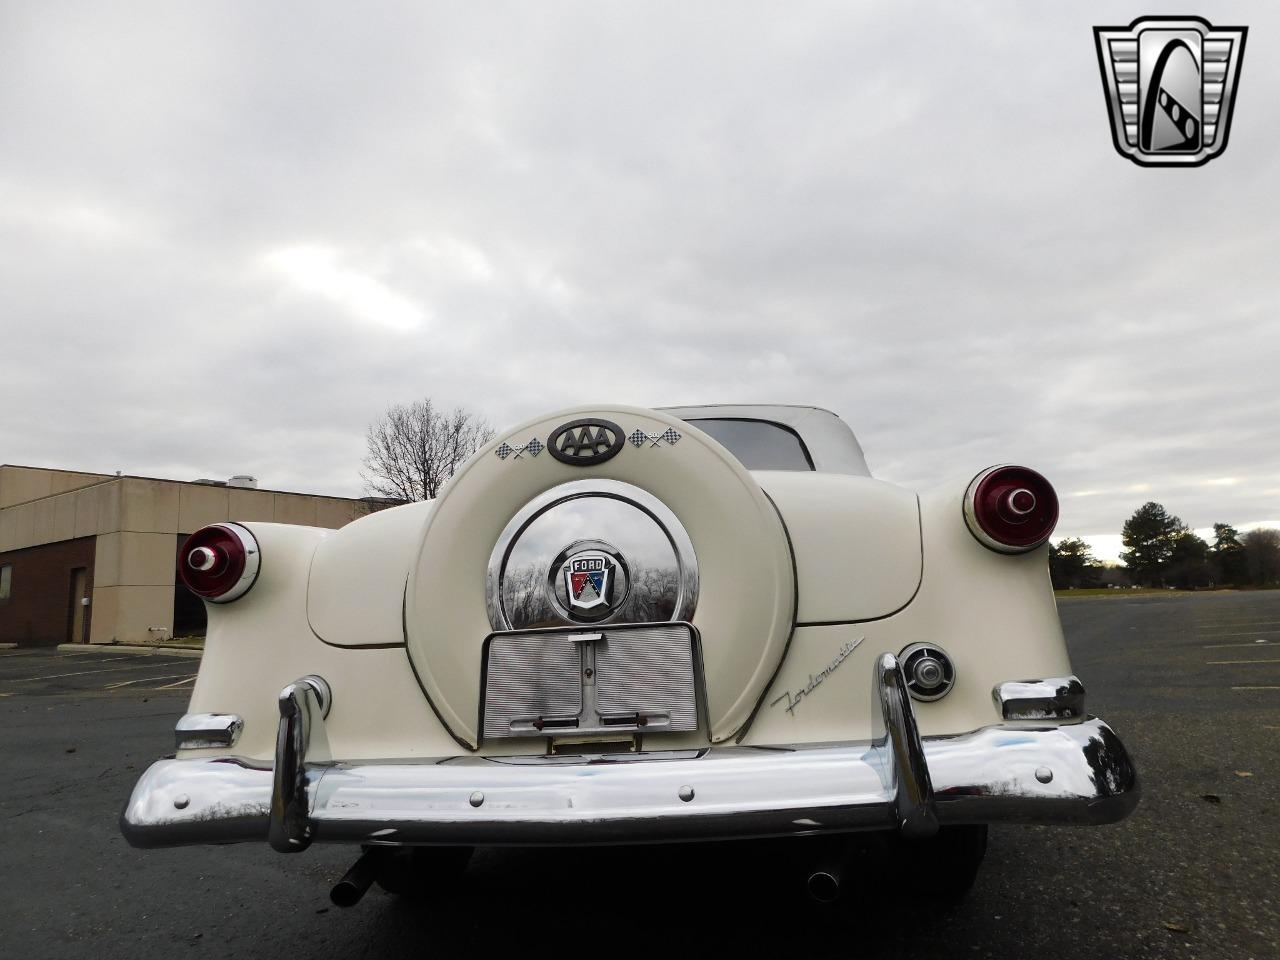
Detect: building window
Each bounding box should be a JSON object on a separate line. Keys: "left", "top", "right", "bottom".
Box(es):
{"left": 0, "top": 565, "right": 11, "bottom": 601}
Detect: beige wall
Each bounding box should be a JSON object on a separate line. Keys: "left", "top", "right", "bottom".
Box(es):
{"left": 0, "top": 465, "right": 113, "bottom": 509}
{"left": 89, "top": 585, "right": 176, "bottom": 645}
{"left": 1, "top": 467, "right": 365, "bottom": 645}
{"left": 89, "top": 526, "right": 182, "bottom": 644}
{"left": 0, "top": 480, "right": 121, "bottom": 553}
{"left": 1, "top": 473, "right": 363, "bottom": 554}
{"left": 119, "top": 477, "right": 180, "bottom": 533}
{"left": 94, "top": 531, "right": 179, "bottom": 588}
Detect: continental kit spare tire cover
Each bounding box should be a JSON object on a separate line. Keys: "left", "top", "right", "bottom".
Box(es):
{"left": 404, "top": 405, "right": 796, "bottom": 748}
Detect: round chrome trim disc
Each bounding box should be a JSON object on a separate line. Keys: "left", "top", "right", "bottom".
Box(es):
{"left": 898, "top": 642, "right": 956, "bottom": 702}
{"left": 486, "top": 480, "right": 698, "bottom": 631}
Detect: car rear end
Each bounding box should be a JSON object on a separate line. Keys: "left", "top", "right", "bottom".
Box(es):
{"left": 121, "top": 404, "right": 1137, "bottom": 904}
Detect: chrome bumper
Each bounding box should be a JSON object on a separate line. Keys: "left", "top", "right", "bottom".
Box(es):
{"left": 120, "top": 655, "right": 1139, "bottom": 849}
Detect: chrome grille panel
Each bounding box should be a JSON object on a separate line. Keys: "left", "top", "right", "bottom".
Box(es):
{"left": 596, "top": 626, "right": 697, "bottom": 730}
{"left": 483, "top": 633, "right": 582, "bottom": 740}
{"left": 482, "top": 624, "right": 700, "bottom": 740}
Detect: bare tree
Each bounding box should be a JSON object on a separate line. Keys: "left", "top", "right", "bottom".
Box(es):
{"left": 361, "top": 398, "right": 495, "bottom": 502}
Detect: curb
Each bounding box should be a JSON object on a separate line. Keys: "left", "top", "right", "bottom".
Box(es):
{"left": 0, "top": 643, "right": 17, "bottom": 650}
{"left": 55, "top": 643, "right": 203, "bottom": 658}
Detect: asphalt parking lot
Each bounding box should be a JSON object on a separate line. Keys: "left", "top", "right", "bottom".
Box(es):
{"left": 2, "top": 591, "right": 1277, "bottom": 960}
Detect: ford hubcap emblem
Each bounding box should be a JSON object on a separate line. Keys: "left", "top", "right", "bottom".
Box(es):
{"left": 565, "top": 551, "right": 613, "bottom": 612}
{"left": 548, "top": 540, "right": 629, "bottom": 623}
{"left": 547, "top": 418, "right": 624, "bottom": 466}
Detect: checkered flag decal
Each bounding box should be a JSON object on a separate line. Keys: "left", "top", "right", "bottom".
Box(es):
{"left": 496, "top": 437, "right": 544, "bottom": 461}
{"left": 628, "top": 427, "right": 682, "bottom": 448}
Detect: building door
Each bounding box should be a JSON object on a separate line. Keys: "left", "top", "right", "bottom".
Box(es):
{"left": 69, "top": 568, "right": 89, "bottom": 644}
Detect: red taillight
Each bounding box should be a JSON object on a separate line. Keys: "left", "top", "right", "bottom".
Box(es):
{"left": 178, "top": 523, "right": 260, "bottom": 602}
{"left": 963, "top": 465, "right": 1059, "bottom": 554}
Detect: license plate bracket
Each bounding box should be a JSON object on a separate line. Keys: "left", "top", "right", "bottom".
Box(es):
{"left": 481, "top": 623, "right": 700, "bottom": 741}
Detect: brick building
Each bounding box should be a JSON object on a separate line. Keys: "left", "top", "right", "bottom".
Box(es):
{"left": 0, "top": 465, "right": 365, "bottom": 646}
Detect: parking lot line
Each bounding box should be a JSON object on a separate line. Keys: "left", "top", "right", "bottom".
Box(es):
{"left": 1206, "top": 659, "right": 1280, "bottom": 665}
{"left": 1232, "top": 686, "right": 1280, "bottom": 691}
{"left": 104, "top": 673, "right": 197, "bottom": 689}
{"left": 1202, "top": 641, "right": 1277, "bottom": 649}
{"left": 13, "top": 659, "right": 193, "bottom": 682}
{"left": 1192, "top": 624, "right": 1280, "bottom": 632}
{"left": 1193, "top": 630, "right": 1280, "bottom": 639}
{"left": 0, "top": 653, "right": 138, "bottom": 664}
{"left": 154, "top": 676, "right": 196, "bottom": 690}
{"left": 1196, "top": 620, "right": 1280, "bottom": 629}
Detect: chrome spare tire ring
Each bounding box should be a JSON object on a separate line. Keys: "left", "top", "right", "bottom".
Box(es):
{"left": 486, "top": 479, "right": 699, "bottom": 632}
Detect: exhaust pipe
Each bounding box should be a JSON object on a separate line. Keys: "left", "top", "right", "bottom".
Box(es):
{"left": 806, "top": 856, "right": 843, "bottom": 904}
{"left": 330, "top": 848, "right": 386, "bottom": 907}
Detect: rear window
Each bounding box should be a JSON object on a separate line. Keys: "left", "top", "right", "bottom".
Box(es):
{"left": 684, "top": 419, "right": 814, "bottom": 471}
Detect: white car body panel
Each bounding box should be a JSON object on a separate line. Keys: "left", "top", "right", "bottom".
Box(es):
{"left": 183, "top": 410, "right": 1068, "bottom": 761}
{"left": 758, "top": 471, "right": 921, "bottom": 623}
{"left": 745, "top": 479, "right": 1071, "bottom": 745}
{"left": 307, "top": 499, "right": 432, "bottom": 648}
{"left": 127, "top": 402, "right": 1135, "bottom": 865}
{"left": 186, "top": 523, "right": 462, "bottom": 762}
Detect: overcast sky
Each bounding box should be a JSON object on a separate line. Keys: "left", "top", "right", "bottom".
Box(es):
{"left": 2, "top": 2, "right": 1276, "bottom": 561}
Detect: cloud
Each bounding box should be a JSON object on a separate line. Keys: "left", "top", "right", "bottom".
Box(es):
{"left": 0, "top": 0, "right": 1276, "bottom": 537}
{"left": 263, "top": 244, "right": 426, "bottom": 332}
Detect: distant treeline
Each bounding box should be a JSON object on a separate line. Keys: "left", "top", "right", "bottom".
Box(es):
{"left": 1051, "top": 501, "right": 1280, "bottom": 590}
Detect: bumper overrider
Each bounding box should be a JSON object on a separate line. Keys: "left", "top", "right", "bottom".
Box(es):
{"left": 120, "top": 654, "right": 1138, "bottom": 850}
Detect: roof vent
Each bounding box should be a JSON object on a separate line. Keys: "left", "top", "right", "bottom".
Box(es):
{"left": 227, "top": 475, "right": 258, "bottom": 489}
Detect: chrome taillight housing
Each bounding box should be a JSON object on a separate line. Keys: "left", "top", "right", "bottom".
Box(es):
{"left": 178, "top": 523, "right": 260, "bottom": 602}
{"left": 963, "top": 465, "right": 1059, "bottom": 554}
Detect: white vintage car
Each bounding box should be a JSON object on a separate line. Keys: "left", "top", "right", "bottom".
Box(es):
{"left": 121, "top": 405, "right": 1138, "bottom": 905}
